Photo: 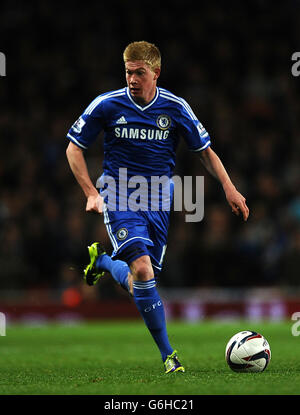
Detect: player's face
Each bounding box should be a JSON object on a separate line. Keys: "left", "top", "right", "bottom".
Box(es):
{"left": 125, "top": 60, "right": 160, "bottom": 106}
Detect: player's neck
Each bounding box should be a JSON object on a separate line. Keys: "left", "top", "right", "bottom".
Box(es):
{"left": 131, "top": 87, "right": 157, "bottom": 107}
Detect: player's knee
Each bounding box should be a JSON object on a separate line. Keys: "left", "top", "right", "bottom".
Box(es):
{"left": 131, "top": 256, "right": 154, "bottom": 281}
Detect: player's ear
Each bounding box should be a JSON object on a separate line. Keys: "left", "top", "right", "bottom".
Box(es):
{"left": 153, "top": 67, "right": 161, "bottom": 81}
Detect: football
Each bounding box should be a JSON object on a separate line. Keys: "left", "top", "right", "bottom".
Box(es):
{"left": 225, "top": 330, "right": 271, "bottom": 372}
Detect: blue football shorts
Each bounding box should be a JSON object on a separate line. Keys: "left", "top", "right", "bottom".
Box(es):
{"left": 102, "top": 205, "right": 170, "bottom": 276}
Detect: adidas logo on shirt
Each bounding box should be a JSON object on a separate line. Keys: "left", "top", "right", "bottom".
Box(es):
{"left": 116, "top": 116, "right": 127, "bottom": 124}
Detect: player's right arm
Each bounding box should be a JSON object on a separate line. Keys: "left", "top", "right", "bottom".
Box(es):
{"left": 66, "top": 142, "right": 103, "bottom": 214}
{"left": 66, "top": 96, "right": 106, "bottom": 214}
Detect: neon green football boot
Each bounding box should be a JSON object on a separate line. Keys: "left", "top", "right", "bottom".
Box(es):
{"left": 164, "top": 350, "right": 185, "bottom": 374}
{"left": 83, "top": 242, "right": 106, "bottom": 286}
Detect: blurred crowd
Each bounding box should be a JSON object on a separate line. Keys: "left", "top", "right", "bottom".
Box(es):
{"left": 0, "top": 1, "right": 299, "bottom": 300}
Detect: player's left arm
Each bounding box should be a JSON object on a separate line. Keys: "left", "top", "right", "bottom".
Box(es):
{"left": 198, "top": 146, "right": 249, "bottom": 221}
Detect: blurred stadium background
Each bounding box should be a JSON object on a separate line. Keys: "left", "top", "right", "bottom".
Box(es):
{"left": 1, "top": 1, "right": 300, "bottom": 325}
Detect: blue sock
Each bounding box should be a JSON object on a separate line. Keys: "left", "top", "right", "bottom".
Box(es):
{"left": 96, "top": 254, "right": 129, "bottom": 291}
{"left": 133, "top": 279, "right": 173, "bottom": 362}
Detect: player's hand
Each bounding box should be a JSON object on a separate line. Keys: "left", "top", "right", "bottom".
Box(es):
{"left": 86, "top": 194, "right": 103, "bottom": 214}
{"left": 224, "top": 184, "right": 249, "bottom": 221}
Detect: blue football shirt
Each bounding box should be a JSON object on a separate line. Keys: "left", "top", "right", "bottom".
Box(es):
{"left": 67, "top": 86, "right": 211, "bottom": 180}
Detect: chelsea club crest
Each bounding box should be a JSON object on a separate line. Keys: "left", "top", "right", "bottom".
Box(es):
{"left": 156, "top": 114, "right": 171, "bottom": 130}
{"left": 116, "top": 227, "right": 128, "bottom": 240}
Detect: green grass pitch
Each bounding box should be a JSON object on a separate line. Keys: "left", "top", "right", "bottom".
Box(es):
{"left": 0, "top": 320, "right": 299, "bottom": 395}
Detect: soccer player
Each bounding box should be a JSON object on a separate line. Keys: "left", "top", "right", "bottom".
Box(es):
{"left": 66, "top": 41, "right": 249, "bottom": 374}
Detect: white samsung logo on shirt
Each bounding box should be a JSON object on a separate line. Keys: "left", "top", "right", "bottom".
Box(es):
{"left": 115, "top": 127, "right": 169, "bottom": 141}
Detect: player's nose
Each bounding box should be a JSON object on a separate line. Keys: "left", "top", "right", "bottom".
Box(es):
{"left": 129, "top": 73, "right": 138, "bottom": 84}
{"left": 130, "top": 78, "right": 138, "bottom": 85}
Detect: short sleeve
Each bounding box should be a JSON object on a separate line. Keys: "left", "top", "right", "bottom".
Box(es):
{"left": 177, "top": 98, "right": 211, "bottom": 152}
{"left": 67, "top": 98, "right": 105, "bottom": 149}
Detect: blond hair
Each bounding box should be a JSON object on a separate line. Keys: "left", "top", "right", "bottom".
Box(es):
{"left": 123, "top": 41, "right": 161, "bottom": 72}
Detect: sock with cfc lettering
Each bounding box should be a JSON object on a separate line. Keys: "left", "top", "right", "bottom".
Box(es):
{"left": 133, "top": 279, "right": 173, "bottom": 362}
